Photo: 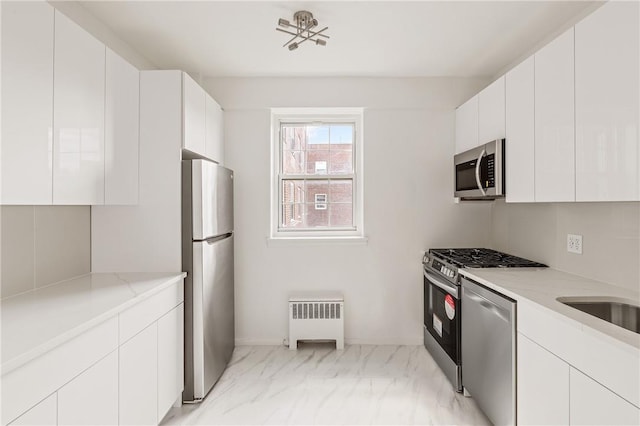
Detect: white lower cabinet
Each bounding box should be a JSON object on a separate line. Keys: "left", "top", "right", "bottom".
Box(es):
{"left": 2, "top": 281, "right": 184, "bottom": 426}
{"left": 518, "top": 330, "right": 640, "bottom": 425}
{"left": 119, "top": 323, "right": 158, "bottom": 425}
{"left": 517, "top": 333, "right": 569, "bottom": 425}
{"left": 570, "top": 368, "right": 640, "bottom": 425}
{"left": 9, "top": 394, "right": 56, "bottom": 426}
{"left": 157, "top": 304, "right": 184, "bottom": 421}
{"left": 57, "top": 351, "right": 119, "bottom": 425}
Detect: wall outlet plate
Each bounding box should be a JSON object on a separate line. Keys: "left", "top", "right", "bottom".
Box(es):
{"left": 567, "top": 234, "right": 583, "bottom": 254}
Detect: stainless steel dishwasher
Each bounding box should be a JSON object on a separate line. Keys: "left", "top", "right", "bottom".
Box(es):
{"left": 461, "top": 276, "right": 516, "bottom": 426}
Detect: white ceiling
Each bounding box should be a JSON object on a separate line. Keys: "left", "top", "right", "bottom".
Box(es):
{"left": 78, "top": 1, "right": 600, "bottom": 78}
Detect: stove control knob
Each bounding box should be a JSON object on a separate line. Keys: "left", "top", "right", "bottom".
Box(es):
{"left": 449, "top": 270, "right": 455, "bottom": 278}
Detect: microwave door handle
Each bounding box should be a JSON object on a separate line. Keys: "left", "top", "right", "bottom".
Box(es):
{"left": 474, "top": 149, "right": 487, "bottom": 196}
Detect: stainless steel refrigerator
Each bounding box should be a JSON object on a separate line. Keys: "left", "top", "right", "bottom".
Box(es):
{"left": 181, "top": 159, "right": 234, "bottom": 402}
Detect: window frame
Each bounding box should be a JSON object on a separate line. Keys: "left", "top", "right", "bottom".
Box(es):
{"left": 270, "top": 108, "right": 364, "bottom": 240}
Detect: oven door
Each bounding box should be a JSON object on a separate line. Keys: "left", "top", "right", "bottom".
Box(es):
{"left": 423, "top": 267, "right": 460, "bottom": 364}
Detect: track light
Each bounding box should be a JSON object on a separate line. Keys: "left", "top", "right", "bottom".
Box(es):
{"left": 275, "top": 10, "right": 330, "bottom": 51}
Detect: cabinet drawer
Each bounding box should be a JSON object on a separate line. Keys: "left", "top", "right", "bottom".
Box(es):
{"left": 1, "top": 316, "right": 118, "bottom": 425}
{"left": 8, "top": 393, "right": 56, "bottom": 426}
{"left": 119, "top": 281, "right": 184, "bottom": 344}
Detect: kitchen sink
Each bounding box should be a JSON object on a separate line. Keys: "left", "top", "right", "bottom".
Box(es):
{"left": 557, "top": 297, "right": 640, "bottom": 335}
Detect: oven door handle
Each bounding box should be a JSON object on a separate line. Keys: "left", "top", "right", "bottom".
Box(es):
{"left": 474, "top": 148, "right": 487, "bottom": 196}
{"left": 424, "top": 269, "right": 459, "bottom": 298}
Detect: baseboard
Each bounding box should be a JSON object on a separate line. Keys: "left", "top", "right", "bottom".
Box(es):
{"left": 235, "top": 336, "right": 423, "bottom": 346}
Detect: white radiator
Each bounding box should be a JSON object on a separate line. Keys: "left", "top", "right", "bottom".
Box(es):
{"left": 288, "top": 292, "right": 344, "bottom": 350}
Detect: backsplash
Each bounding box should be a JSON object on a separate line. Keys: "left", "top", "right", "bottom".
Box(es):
{"left": 491, "top": 200, "right": 640, "bottom": 292}
{"left": 1, "top": 206, "right": 90, "bottom": 298}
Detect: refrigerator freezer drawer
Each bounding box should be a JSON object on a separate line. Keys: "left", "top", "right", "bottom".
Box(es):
{"left": 187, "top": 235, "right": 234, "bottom": 401}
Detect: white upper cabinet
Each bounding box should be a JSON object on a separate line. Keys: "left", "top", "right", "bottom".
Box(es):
{"left": 505, "top": 57, "right": 535, "bottom": 203}
{"left": 183, "top": 73, "right": 207, "bottom": 156}
{"left": 105, "top": 48, "right": 140, "bottom": 205}
{"left": 455, "top": 96, "right": 479, "bottom": 154}
{"left": 478, "top": 76, "right": 505, "bottom": 143}
{"left": 575, "top": 1, "right": 639, "bottom": 201}
{"left": 1, "top": 1, "right": 54, "bottom": 204}
{"left": 205, "top": 94, "right": 224, "bottom": 164}
{"left": 534, "top": 28, "right": 575, "bottom": 202}
{"left": 53, "top": 10, "right": 106, "bottom": 205}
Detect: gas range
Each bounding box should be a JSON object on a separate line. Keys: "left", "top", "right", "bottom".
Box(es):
{"left": 423, "top": 248, "right": 546, "bottom": 285}
{"left": 421, "top": 248, "right": 546, "bottom": 393}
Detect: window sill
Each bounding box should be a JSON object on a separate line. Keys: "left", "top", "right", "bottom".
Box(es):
{"left": 266, "top": 236, "right": 369, "bottom": 247}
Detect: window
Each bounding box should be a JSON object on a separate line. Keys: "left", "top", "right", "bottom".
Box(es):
{"left": 271, "top": 108, "right": 364, "bottom": 239}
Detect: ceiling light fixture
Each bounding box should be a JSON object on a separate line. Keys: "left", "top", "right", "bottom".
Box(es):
{"left": 276, "top": 10, "right": 329, "bottom": 51}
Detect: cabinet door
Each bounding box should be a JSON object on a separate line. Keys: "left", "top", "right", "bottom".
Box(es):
{"left": 478, "top": 76, "right": 505, "bottom": 143}
{"left": 157, "top": 303, "right": 184, "bottom": 421}
{"left": 119, "top": 322, "right": 158, "bottom": 425}
{"left": 105, "top": 48, "right": 139, "bottom": 205}
{"left": 575, "top": 1, "right": 639, "bottom": 201}
{"left": 205, "top": 94, "right": 224, "bottom": 164}
{"left": 570, "top": 367, "right": 640, "bottom": 425}
{"left": 505, "top": 57, "right": 535, "bottom": 203}
{"left": 9, "top": 393, "right": 57, "bottom": 426}
{"left": 535, "top": 28, "right": 575, "bottom": 202}
{"left": 517, "top": 333, "right": 570, "bottom": 425}
{"left": 183, "top": 73, "right": 206, "bottom": 156}
{"left": 53, "top": 10, "right": 105, "bottom": 205}
{"left": 1, "top": 1, "right": 54, "bottom": 204}
{"left": 455, "top": 96, "right": 479, "bottom": 154}
{"left": 57, "top": 351, "right": 118, "bottom": 425}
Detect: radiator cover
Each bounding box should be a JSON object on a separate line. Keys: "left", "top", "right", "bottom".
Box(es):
{"left": 288, "top": 292, "right": 344, "bottom": 350}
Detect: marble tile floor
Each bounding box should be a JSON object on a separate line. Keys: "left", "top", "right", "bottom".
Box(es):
{"left": 161, "top": 343, "right": 490, "bottom": 425}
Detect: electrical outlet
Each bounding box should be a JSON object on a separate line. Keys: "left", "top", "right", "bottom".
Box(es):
{"left": 567, "top": 234, "right": 583, "bottom": 254}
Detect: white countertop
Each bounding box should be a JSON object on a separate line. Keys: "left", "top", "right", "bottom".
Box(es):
{"left": 1, "top": 272, "right": 186, "bottom": 375}
{"left": 459, "top": 267, "right": 640, "bottom": 351}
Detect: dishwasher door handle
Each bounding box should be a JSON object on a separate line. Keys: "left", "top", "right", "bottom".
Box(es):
{"left": 465, "top": 289, "right": 510, "bottom": 323}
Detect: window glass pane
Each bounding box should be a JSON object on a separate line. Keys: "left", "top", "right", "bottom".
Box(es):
{"left": 306, "top": 151, "right": 330, "bottom": 175}
{"left": 329, "top": 180, "right": 352, "bottom": 203}
{"left": 329, "top": 203, "right": 353, "bottom": 227}
{"left": 304, "top": 180, "right": 329, "bottom": 202}
{"left": 282, "top": 150, "right": 305, "bottom": 174}
{"left": 306, "top": 126, "right": 329, "bottom": 149}
{"left": 277, "top": 118, "right": 358, "bottom": 233}
{"left": 282, "top": 126, "right": 304, "bottom": 150}
{"left": 282, "top": 180, "right": 305, "bottom": 204}
{"left": 281, "top": 203, "right": 305, "bottom": 228}
{"left": 305, "top": 203, "right": 329, "bottom": 227}
{"left": 330, "top": 125, "right": 353, "bottom": 145}
{"left": 329, "top": 149, "right": 353, "bottom": 174}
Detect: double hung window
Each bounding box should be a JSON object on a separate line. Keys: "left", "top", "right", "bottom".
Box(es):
{"left": 271, "top": 109, "right": 363, "bottom": 239}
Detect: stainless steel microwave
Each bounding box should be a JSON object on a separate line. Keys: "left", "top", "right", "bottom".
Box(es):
{"left": 454, "top": 139, "right": 505, "bottom": 200}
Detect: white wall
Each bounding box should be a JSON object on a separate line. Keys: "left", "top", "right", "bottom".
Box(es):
{"left": 48, "top": 1, "right": 157, "bottom": 70}
{"left": 204, "top": 77, "right": 493, "bottom": 345}
{"left": 491, "top": 201, "right": 640, "bottom": 292}
{"left": 1, "top": 206, "right": 90, "bottom": 298}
